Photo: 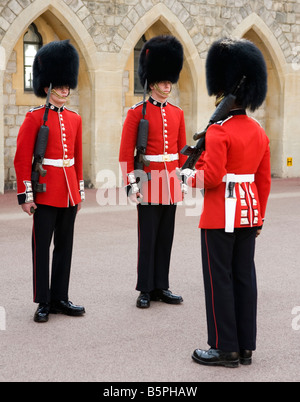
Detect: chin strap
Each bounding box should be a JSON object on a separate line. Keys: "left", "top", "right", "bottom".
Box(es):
{"left": 215, "top": 93, "right": 225, "bottom": 107}
{"left": 51, "top": 88, "right": 70, "bottom": 100}
{"left": 153, "top": 82, "right": 172, "bottom": 97}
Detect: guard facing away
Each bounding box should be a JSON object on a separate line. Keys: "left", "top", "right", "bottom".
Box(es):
{"left": 14, "top": 40, "right": 85, "bottom": 323}
{"left": 119, "top": 35, "right": 187, "bottom": 309}
{"left": 182, "top": 38, "right": 271, "bottom": 367}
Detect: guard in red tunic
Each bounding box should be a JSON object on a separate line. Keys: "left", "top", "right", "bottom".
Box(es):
{"left": 14, "top": 40, "right": 85, "bottom": 323}
{"left": 185, "top": 38, "right": 271, "bottom": 367}
{"left": 119, "top": 36, "right": 187, "bottom": 308}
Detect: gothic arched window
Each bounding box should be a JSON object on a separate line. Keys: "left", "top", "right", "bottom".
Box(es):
{"left": 23, "top": 23, "right": 42, "bottom": 91}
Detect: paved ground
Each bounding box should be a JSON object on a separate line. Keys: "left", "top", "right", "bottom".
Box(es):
{"left": 0, "top": 178, "right": 300, "bottom": 383}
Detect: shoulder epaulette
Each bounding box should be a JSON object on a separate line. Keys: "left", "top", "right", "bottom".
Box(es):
{"left": 130, "top": 101, "right": 143, "bottom": 110}
{"left": 65, "top": 107, "right": 79, "bottom": 115}
{"left": 249, "top": 116, "right": 263, "bottom": 127}
{"left": 167, "top": 101, "right": 182, "bottom": 110}
{"left": 215, "top": 116, "right": 233, "bottom": 126}
{"left": 29, "top": 105, "right": 44, "bottom": 113}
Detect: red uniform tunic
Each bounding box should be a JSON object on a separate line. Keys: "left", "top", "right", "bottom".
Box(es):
{"left": 192, "top": 112, "right": 271, "bottom": 229}
{"left": 14, "top": 104, "right": 84, "bottom": 208}
{"left": 119, "top": 97, "right": 187, "bottom": 204}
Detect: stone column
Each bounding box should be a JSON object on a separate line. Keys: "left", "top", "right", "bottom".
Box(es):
{"left": 93, "top": 53, "right": 124, "bottom": 189}
{"left": 282, "top": 65, "right": 300, "bottom": 177}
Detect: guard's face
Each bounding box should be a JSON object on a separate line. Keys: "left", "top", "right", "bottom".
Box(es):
{"left": 51, "top": 86, "right": 70, "bottom": 99}
{"left": 44, "top": 85, "right": 70, "bottom": 107}
{"left": 150, "top": 81, "right": 172, "bottom": 99}
{"left": 156, "top": 81, "right": 172, "bottom": 96}
{"left": 158, "top": 81, "right": 172, "bottom": 91}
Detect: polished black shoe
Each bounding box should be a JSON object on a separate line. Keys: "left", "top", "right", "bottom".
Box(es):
{"left": 240, "top": 350, "right": 252, "bottom": 365}
{"left": 50, "top": 300, "right": 85, "bottom": 316}
{"left": 150, "top": 289, "right": 183, "bottom": 304}
{"left": 192, "top": 348, "right": 239, "bottom": 368}
{"left": 34, "top": 303, "right": 50, "bottom": 323}
{"left": 136, "top": 292, "right": 150, "bottom": 308}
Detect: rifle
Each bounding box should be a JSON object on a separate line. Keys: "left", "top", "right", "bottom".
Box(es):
{"left": 134, "top": 80, "right": 150, "bottom": 172}
{"left": 31, "top": 83, "right": 52, "bottom": 198}
{"left": 180, "top": 76, "right": 246, "bottom": 189}
{"left": 128, "top": 80, "right": 150, "bottom": 197}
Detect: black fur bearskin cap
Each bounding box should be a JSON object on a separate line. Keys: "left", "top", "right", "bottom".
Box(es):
{"left": 206, "top": 37, "right": 267, "bottom": 111}
{"left": 33, "top": 40, "right": 79, "bottom": 98}
{"left": 138, "top": 35, "right": 184, "bottom": 89}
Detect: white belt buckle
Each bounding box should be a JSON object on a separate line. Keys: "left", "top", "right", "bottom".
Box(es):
{"left": 63, "top": 159, "right": 70, "bottom": 167}
{"left": 162, "top": 154, "right": 171, "bottom": 162}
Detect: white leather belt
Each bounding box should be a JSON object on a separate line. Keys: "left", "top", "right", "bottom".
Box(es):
{"left": 223, "top": 173, "right": 255, "bottom": 233}
{"left": 222, "top": 174, "right": 254, "bottom": 183}
{"left": 43, "top": 158, "right": 75, "bottom": 168}
{"left": 144, "top": 153, "right": 179, "bottom": 162}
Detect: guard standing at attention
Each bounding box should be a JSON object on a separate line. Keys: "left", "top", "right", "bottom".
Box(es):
{"left": 119, "top": 35, "right": 187, "bottom": 309}
{"left": 14, "top": 40, "right": 86, "bottom": 323}
{"left": 183, "top": 38, "right": 271, "bottom": 367}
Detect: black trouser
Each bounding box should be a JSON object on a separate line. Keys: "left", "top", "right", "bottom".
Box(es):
{"left": 201, "top": 228, "right": 258, "bottom": 352}
{"left": 32, "top": 204, "right": 78, "bottom": 304}
{"left": 136, "top": 204, "right": 177, "bottom": 292}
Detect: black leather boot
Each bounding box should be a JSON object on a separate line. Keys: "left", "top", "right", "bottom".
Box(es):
{"left": 192, "top": 348, "right": 239, "bottom": 368}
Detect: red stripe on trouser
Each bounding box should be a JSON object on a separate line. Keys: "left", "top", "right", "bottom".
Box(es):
{"left": 32, "top": 218, "right": 37, "bottom": 302}
{"left": 205, "top": 229, "right": 219, "bottom": 349}
{"left": 136, "top": 206, "right": 141, "bottom": 289}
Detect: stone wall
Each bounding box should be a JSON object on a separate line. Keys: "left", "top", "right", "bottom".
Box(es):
{"left": 82, "top": 0, "right": 298, "bottom": 58}
{"left": 1, "top": 0, "right": 298, "bottom": 59}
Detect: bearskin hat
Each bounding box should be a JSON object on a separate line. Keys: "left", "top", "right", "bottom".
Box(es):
{"left": 206, "top": 37, "right": 267, "bottom": 111}
{"left": 33, "top": 40, "right": 79, "bottom": 98}
{"left": 138, "top": 35, "right": 184, "bottom": 89}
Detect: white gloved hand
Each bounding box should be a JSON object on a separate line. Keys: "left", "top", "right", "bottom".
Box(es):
{"left": 182, "top": 168, "right": 196, "bottom": 179}
{"left": 176, "top": 167, "right": 195, "bottom": 180}
{"left": 129, "top": 192, "right": 143, "bottom": 205}
{"left": 176, "top": 167, "right": 196, "bottom": 194}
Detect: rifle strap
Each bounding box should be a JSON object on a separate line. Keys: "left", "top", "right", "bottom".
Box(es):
{"left": 43, "top": 82, "right": 52, "bottom": 125}
{"left": 142, "top": 80, "right": 147, "bottom": 119}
